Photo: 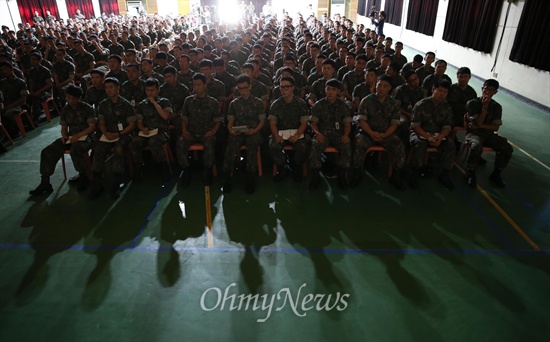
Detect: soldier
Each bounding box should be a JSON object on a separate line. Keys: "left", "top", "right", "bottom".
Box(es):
{"left": 128, "top": 78, "right": 172, "bottom": 181}
{"left": 222, "top": 75, "right": 265, "bottom": 194}
{"left": 269, "top": 76, "right": 310, "bottom": 182}
{"left": 447, "top": 67, "right": 477, "bottom": 128}
{"left": 27, "top": 52, "right": 52, "bottom": 123}
{"left": 393, "top": 70, "right": 426, "bottom": 146}
{"left": 177, "top": 54, "right": 195, "bottom": 90}
{"left": 89, "top": 78, "right": 136, "bottom": 199}
{"left": 175, "top": 73, "right": 222, "bottom": 186}
{"left": 0, "top": 61, "right": 29, "bottom": 137}
{"left": 82, "top": 68, "right": 108, "bottom": 108}
{"left": 422, "top": 59, "right": 452, "bottom": 96}
{"left": 140, "top": 58, "right": 164, "bottom": 84}
{"left": 106, "top": 54, "right": 128, "bottom": 85}
{"left": 350, "top": 75, "right": 406, "bottom": 189}
{"left": 159, "top": 65, "right": 190, "bottom": 119}
{"left": 409, "top": 79, "right": 455, "bottom": 190}
{"left": 307, "top": 59, "right": 337, "bottom": 108}
{"left": 198, "top": 59, "right": 226, "bottom": 108}
{"left": 414, "top": 51, "right": 435, "bottom": 84}
{"left": 29, "top": 85, "right": 96, "bottom": 195}
{"left": 51, "top": 48, "right": 75, "bottom": 106}
{"left": 352, "top": 67, "right": 377, "bottom": 111}
{"left": 465, "top": 79, "right": 512, "bottom": 188}
{"left": 73, "top": 39, "right": 95, "bottom": 83}
{"left": 308, "top": 78, "right": 352, "bottom": 190}
{"left": 120, "top": 63, "right": 146, "bottom": 107}
{"left": 342, "top": 54, "right": 368, "bottom": 101}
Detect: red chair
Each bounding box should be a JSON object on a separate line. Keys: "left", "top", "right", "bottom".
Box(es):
{"left": 14, "top": 109, "right": 35, "bottom": 138}
{"left": 272, "top": 145, "right": 308, "bottom": 177}
{"left": 189, "top": 143, "right": 218, "bottom": 176}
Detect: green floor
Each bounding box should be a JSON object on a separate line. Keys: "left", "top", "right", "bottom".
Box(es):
{"left": 1, "top": 63, "right": 549, "bottom": 341}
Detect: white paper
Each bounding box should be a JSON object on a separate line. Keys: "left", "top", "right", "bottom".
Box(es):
{"left": 138, "top": 128, "right": 158, "bottom": 137}
{"left": 100, "top": 134, "right": 120, "bottom": 143}
{"left": 278, "top": 129, "right": 304, "bottom": 140}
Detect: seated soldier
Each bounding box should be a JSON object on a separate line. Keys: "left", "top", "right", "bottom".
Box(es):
{"left": 308, "top": 78, "right": 352, "bottom": 190}
{"left": 465, "top": 79, "right": 513, "bottom": 188}
{"left": 350, "top": 75, "right": 406, "bottom": 190}
{"left": 175, "top": 73, "right": 222, "bottom": 186}
{"left": 52, "top": 48, "right": 75, "bottom": 107}
{"left": 27, "top": 52, "right": 53, "bottom": 123}
{"left": 409, "top": 79, "right": 455, "bottom": 190}
{"left": 128, "top": 78, "right": 173, "bottom": 182}
{"left": 269, "top": 76, "right": 310, "bottom": 182}
{"left": 82, "top": 68, "right": 108, "bottom": 108}
{"left": 120, "top": 62, "right": 146, "bottom": 107}
{"left": 222, "top": 75, "right": 265, "bottom": 194}
{"left": 0, "top": 61, "right": 29, "bottom": 137}
{"left": 29, "top": 85, "right": 96, "bottom": 195}
{"left": 89, "top": 78, "right": 136, "bottom": 199}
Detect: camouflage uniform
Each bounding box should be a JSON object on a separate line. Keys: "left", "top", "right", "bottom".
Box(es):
{"left": 465, "top": 98, "right": 512, "bottom": 169}
{"left": 159, "top": 81, "right": 190, "bottom": 113}
{"left": 309, "top": 98, "right": 353, "bottom": 169}
{"left": 92, "top": 97, "right": 136, "bottom": 174}
{"left": 0, "top": 76, "right": 29, "bottom": 128}
{"left": 74, "top": 50, "right": 95, "bottom": 76}
{"left": 422, "top": 74, "right": 452, "bottom": 96}
{"left": 353, "top": 94, "right": 405, "bottom": 169}
{"left": 140, "top": 72, "right": 164, "bottom": 85}
{"left": 268, "top": 95, "right": 310, "bottom": 168}
{"left": 177, "top": 70, "right": 195, "bottom": 90}
{"left": 82, "top": 86, "right": 108, "bottom": 108}
{"left": 223, "top": 96, "right": 265, "bottom": 173}
{"left": 175, "top": 95, "right": 222, "bottom": 168}
{"left": 447, "top": 83, "right": 477, "bottom": 127}
{"left": 393, "top": 83, "right": 426, "bottom": 144}
{"left": 308, "top": 78, "right": 330, "bottom": 103}
{"left": 120, "top": 79, "right": 147, "bottom": 107}
{"left": 206, "top": 77, "right": 227, "bottom": 104}
{"left": 352, "top": 82, "right": 373, "bottom": 106}
{"left": 214, "top": 72, "right": 236, "bottom": 97}
{"left": 52, "top": 60, "right": 75, "bottom": 101}
{"left": 410, "top": 97, "right": 455, "bottom": 169}
{"left": 27, "top": 64, "right": 52, "bottom": 118}
{"left": 38, "top": 102, "right": 96, "bottom": 177}
{"left": 235, "top": 79, "right": 269, "bottom": 103}
{"left": 129, "top": 97, "right": 172, "bottom": 164}
{"left": 106, "top": 70, "right": 129, "bottom": 86}
{"left": 342, "top": 70, "right": 365, "bottom": 95}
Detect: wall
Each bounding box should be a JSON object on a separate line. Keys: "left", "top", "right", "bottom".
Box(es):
{"left": 156, "top": 0, "right": 179, "bottom": 17}
{"left": 357, "top": 0, "right": 550, "bottom": 108}
{"left": 0, "top": 0, "right": 22, "bottom": 30}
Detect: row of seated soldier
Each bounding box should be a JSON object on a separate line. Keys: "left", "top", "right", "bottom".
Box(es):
{"left": 0, "top": 12, "right": 512, "bottom": 199}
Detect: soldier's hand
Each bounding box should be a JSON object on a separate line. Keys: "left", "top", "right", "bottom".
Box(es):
{"left": 69, "top": 135, "right": 79, "bottom": 144}
{"left": 230, "top": 129, "right": 241, "bottom": 136}
{"left": 147, "top": 96, "right": 157, "bottom": 104}
{"left": 315, "top": 133, "right": 325, "bottom": 143}
{"left": 244, "top": 129, "right": 255, "bottom": 136}
{"left": 105, "top": 132, "right": 118, "bottom": 140}
{"left": 341, "top": 135, "right": 350, "bottom": 144}
{"left": 288, "top": 135, "right": 297, "bottom": 144}
{"left": 204, "top": 130, "right": 215, "bottom": 138}
{"left": 142, "top": 128, "right": 150, "bottom": 135}
{"left": 182, "top": 130, "right": 191, "bottom": 138}
{"left": 275, "top": 134, "right": 285, "bottom": 143}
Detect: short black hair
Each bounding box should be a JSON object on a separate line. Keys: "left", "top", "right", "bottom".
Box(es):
{"left": 433, "top": 79, "right": 451, "bottom": 90}
{"left": 483, "top": 79, "right": 499, "bottom": 90}
{"left": 457, "top": 67, "right": 471, "bottom": 75}
{"left": 66, "top": 84, "right": 83, "bottom": 97}
{"left": 163, "top": 65, "right": 177, "bottom": 75}
{"left": 90, "top": 68, "right": 105, "bottom": 77}
{"left": 192, "top": 73, "right": 207, "bottom": 84}
{"left": 325, "top": 78, "right": 341, "bottom": 89}
{"left": 280, "top": 76, "right": 295, "bottom": 86}
{"left": 145, "top": 78, "right": 160, "bottom": 89}
{"left": 199, "top": 59, "right": 213, "bottom": 69}
{"left": 109, "top": 54, "right": 122, "bottom": 63}
{"left": 236, "top": 74, "right": 251, "bottom": 85}
{"left": 104, "top": 77, "right": 120, "bottom": 86}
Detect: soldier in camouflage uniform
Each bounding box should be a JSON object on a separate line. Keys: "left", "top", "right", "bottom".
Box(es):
{"left": 73, "top": 39, "right": 95, "bottom": 83}
{"left": 120, "top": 63, "right": 146, "bottom": 108}
{"left": 89, "top": 78, "right": 136, "bottom": 199}
{"left": 52, "top": 48, "right": 75, "bottom": 106}
{"left": 342, "top": 54, "right": 368, "bottom": 101}
{"left": 140, "top": 58, "right": 164, "bottom": 84}
{"left": 82, "top": 69, "right": 108, "bottom": 108}
{"left": 240, "top": 63, "right": 269, "bottom": 110}
{"left": 352, "top": 67, "right": 377, "bottom": 111}
{"left": 0, "top": 61, "right": 29, "bottom": 137}
{"left": 129, "top": 78, "right": 173, "bottom": 181}
{"left": 393, "top": 70, "right": 426, "bottom": 146}
{"left": 309, "top": 78, "right": 353, "bottom": 190}
{"left": 159, "top": 65, "right": 190, "bottom": 136}
{"left": 27, "top": 52, "right": 52, "bottom": 121}
{"left": 175, "top": 73, "right": 222, "bottom": 186}
{"left": 269, "top": 76, "right": 310, "bottom": 182}
{"left": 222, "top": 75, "right": 265, "bottom": 194}
{"left": 409, "top": 79, "right": 455, "bottom": 190}
{"left": 464, "top": 79, "right": 512, "bottom": 188}
{"left": 29, "top": 85, "right": 97, "bottom": 195}
{"left": 177, "top": 55, "right": 196, "bottom": 90}
{"left": 199, "top": 59, "right": 226, "bottom": 109}
{"left": 350, "top": 75, "right": 406, "bottom": 190}
{"left": 307, "top": 59, "right": 336, "bottom": 107}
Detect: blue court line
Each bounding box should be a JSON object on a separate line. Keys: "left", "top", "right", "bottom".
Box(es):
{"left": 1, "top": 243, "right": 548, "bottom": 255}
{"left": 507, "top": 185, "right": 550, "bottom": 228}
{"left": 129, "top": 180, "right": 173, "bottom": 248}
{"left": 455, "top": 180, "right": 516, "bottom": 250}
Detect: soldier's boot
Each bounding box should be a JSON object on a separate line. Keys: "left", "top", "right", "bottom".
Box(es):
{"left": 292, "top": 163, "right": 303, "bottom": 182}
{"left": 223, "top": 172, "right": 233, "bottom": 193}
{"left": 389, "top": 168, "right": 406, "bottom": 191}
{"left": 245, "top": 172, "right": 255, "bottom": 194}
{"left": 338, "top": 168, "right": 349, "bottom": 191}
{"left": 77, "top": 174, "right": 89, "bottom": 192}
{"left": 29, "top": 176, "right": 53, "bottom": 196}
{"left": 309, "top": 168, "right": 321, "bottom": 191}
{"left": 273, "top": 164, "right": 289, "bottom": 182}
{"left": 180, "top": 167, "right": 191, "bottom": 187}
{"left": 489, "top": 168, "right": 506, "bottom": 188}
{"left": 466, "top": 168, "right": 477, "bottom": 188}
{"left": 133, "top": 162, "right": 142, "bottom": 182}
{"left": 203, "top": 167, "right": 213, "bottom": 186}
{"left": 110, "top": 173, "right": 123, "bottom": 199}
{"left": 349, "top": 167, "right": 363, "bottom": 188}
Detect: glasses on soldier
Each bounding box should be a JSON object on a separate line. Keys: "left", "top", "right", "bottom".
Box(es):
{"left": 237, "top": 85, "right": 250, "bottom": 90}
{"left": 280, "top": 84, "right": 293, "bottom": 90}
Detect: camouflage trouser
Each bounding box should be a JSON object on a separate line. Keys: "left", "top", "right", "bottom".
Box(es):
{"left": 40, "top": 138, "right": 92, "bottom": 176}
{"left": 175, "top": 133, "right": 216, "bottom": 168}
{"left": 223, "top": 133, "right": 262, "bottom": 173}
{"left": 309, "top": 131, "right": 352, "bottom": 169}
{"left": 396, "top": 117, "right": 412, "bottom": 148}
{"left": 465, "top": 132, "right": 513, "bottom": 169}
{"left": 269, "top": 136, "right": 310, "bottom": 168}
{"left": 410, "top": 133, "right": 455, "bottom": 170}
{"left": 129, "top": 131, "right": 170, "bottom": 164}
{"left": 353, "top": 133, "right": 405, "bottom": 169}
{"left": 28, "top": 92, "right": 51, "bottom": 118}
{"left": 1, "top": 107, "right": 22, "bottom": 134}
{"left": 92, "top": 135, "right": 133, "bottom": 174}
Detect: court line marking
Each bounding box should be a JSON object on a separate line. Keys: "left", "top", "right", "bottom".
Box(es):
{"left": 508, "top": 140, "right": 550, "bottom": 171}
{"left": 0, "top": 160, "right": 40, "bottom": 163}
{"left": 1, "top": 243, "right": 547, "bottom": 255}
{"left": 205, "top": 186, "right": 214, "bottom": 248}
{"left": 454, "top": 163, "right": 541, "bottom": 251}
